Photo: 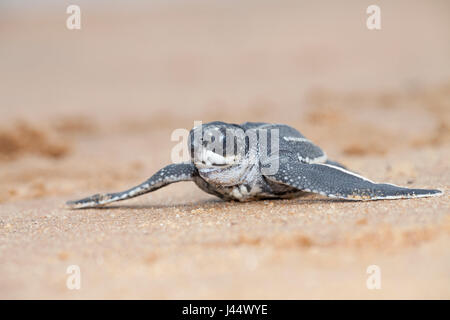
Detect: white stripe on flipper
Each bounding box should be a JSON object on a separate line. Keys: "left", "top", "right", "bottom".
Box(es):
{"left": 283, "top": 136, "right": 311, "bottom": 143}
{"left": 298, "top": 153, "right": 327, "bottom": 164}
{"left": 316, "top": 163, "right": 375, "bottom": 183}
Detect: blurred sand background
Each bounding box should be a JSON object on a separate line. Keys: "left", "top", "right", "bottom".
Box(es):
{"left": 0, "top": 0, "right": 449, "bottom": 299}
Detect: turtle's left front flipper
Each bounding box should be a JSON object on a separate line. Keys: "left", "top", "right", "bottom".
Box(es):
{"left": 264, "top": 162, "right": 443, "bottom": 200}
{"left": 66, "top": 163, "right": 197, "bottom": 209}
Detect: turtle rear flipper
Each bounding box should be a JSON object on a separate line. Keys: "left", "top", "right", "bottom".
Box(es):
{"left": 66, "top": 163, "right": 196, "bottom": 209}
{"left": 264, "top": 162, "right": 443, "bottom": 200}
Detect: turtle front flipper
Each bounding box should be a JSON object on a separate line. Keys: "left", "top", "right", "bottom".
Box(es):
{"left": 66, "top": 163, "right": 197, "bottom": 209}
{"left": 264, "top": 162, "right": 443, "bottom": 201}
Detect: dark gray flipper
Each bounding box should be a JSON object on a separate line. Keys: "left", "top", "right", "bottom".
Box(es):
{"left": 66, "top": 163, "right": 197, "bottom": 209}
{"left": 265, "top": 162, "right": 443, "bottom": 200}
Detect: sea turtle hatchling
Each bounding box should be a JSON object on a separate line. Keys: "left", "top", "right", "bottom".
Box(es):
{"left": 67, "top": 121, "right": 443, "bottom": 208}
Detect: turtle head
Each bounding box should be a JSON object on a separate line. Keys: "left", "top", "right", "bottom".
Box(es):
{"left": 188, "top": 121, "right": 250, "bottom": 185}
{"left": 188, "top": 121, "right": 246, "bottom": 168}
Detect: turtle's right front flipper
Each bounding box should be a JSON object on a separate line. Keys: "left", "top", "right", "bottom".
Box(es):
{"left": 264, "top": 161, "right": 443, "bottom": 201}
{"left": 66, "top": 163, "right": 197, "bottom": 209}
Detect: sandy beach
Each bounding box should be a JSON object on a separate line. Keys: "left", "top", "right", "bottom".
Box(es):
{"left": 0, "top": 0, "right": 449, "bottom": 299}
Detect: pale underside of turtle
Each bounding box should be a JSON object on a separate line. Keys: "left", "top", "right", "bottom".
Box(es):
{"left": 67, "top": 121, "right": 442, "bottom": 209}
